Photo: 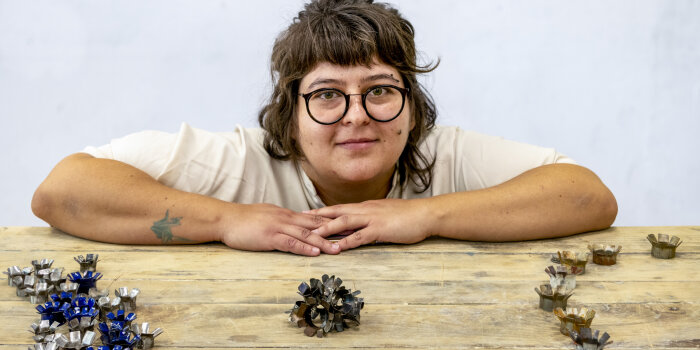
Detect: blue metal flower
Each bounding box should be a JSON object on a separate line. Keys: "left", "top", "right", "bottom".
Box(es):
{"left": 36, "top": 300, "right": 71, "bottom": 326}
{"left": 65, "top": 297, "right": 99, "bottom": 331}
{"left": 68, "top": 271, "right": 103, "bottom": 295}
{"left": 97, "top": 321, "right": 140, "bottom": 348}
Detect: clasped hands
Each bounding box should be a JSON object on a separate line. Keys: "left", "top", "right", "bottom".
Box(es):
{"left": 218, "top": 199, "right": 433, "bottom": 256}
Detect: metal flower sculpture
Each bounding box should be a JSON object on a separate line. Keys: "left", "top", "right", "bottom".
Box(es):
{"left": 97, "top": 320, "right": 141, "bottom": 349}
{"left": 534, "top": 284, "right": 573, "bottom": 312}
{"left": 647, "top": 233, "right": 682, "bottom": 259}
{"left": 545, "top": 265, "right": 577, "bottom": 290}
{"left": 29, "top": 319, "right": 60, "bottom": 343}
{"left": 114, "top": 287, "right": 140, "bottom": 314}
{"left": 51, "top": 330, "right": 97, "bottom": 350}
{"left": 68, "top": 271, "right": 103, "bottom": 295}
{"left": 588, "top": 244, "right": 622, "bottom": 265}
{"left": 131, "top": 322, "right": 164, "bottom": 349}
{"left": 553, "top": 307, "right": 596, "bottom": 336}
{"left": 568, "top": 327, "right": 612, "bottom": 350}
{"left": 31, "top": 259, "right": 54, "bottom": 273}
{"left": 74, "top": 254, "right": 100, "bottom": 273}
{"left": 65, "top": 297, "right": 100, "bottom": 332}
{"left": 556, "top": 251, "right": 590, "bottom": 274}
{"left": 36, "top": 300, "right": 71, "bottom": 326}
{"left": 289, "top": 274, "right": 364, "bottom": 337}
{"left": 97, "top": 296, "right": 122, "bottom": 322}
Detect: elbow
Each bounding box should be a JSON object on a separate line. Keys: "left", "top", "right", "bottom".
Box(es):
{"left": 592, "top": 186, "right": 618, "bottom": 230}
{"left": 31, "top": 182, "right": 55, "bottom": 223}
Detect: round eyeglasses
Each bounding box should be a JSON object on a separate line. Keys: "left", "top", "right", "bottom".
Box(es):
{"left": 298, "top": 85, "right": 410, "bottom": 125}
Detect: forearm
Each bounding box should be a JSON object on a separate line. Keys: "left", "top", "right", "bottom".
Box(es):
{"left": 425, "top": 163, "right": 617, "bottom": 241}
{"left": 32, "top": 153, "right": 229, "bottom": 244}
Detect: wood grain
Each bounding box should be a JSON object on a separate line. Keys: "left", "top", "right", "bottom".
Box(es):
{"left": 1, "top": 226, "right": 698, "bottom": 349}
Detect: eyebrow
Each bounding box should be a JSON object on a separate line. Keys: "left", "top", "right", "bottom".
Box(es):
{"left": 305, "top": 73, "right": 401, "bottom": 91}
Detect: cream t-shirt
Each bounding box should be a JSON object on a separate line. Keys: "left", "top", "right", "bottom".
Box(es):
{"left": 82, "top": 124, "right": 575, "bottom": 211}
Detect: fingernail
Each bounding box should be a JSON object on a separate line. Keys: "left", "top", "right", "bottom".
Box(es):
{"left": 310, "top": 229, "right": 318, "bottom": 234}
{"left": 312, "top": 247, "right": 320, "bottom": 254}
{"left": 302, "top": 210, "right": 312, "bottom": 213}
{"left": 332, "top": 243, "right": 339, "bottom": 250}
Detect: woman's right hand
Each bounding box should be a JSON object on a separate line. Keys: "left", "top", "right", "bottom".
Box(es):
{"left": 218, "top": 203, "right": 341, "bottom": 256}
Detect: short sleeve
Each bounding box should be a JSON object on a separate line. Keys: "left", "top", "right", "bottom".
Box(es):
{"left": 423, "top": 126, "right": 576, "bottom": 193}
{"left": 81, "top": 129, "right": 179, "bottom": 180}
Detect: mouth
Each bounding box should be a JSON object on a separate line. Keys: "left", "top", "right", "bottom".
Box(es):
{"left": 336, "top": 138, "right": 379, "bottom": 150}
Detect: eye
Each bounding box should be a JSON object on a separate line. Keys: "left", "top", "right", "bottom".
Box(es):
{"left": 313, "top": 90, "right": 341, "bottom": 100}
{"left": 370, "top": 87, "right": 385, "bottom": 96}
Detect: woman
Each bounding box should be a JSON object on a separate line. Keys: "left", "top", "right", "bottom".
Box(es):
{"left": 31, "top": 0, "right": 617, "bottom": 256}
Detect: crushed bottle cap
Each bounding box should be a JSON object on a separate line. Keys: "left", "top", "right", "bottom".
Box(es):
{"left": 74, "top": 254, "right": 100, "bottom": 273}
{"left": 114, "top": 287, "right": 140, "bottom": 314}
{"left": 647, "top": 233, "right": 682, "bottom": 259}
{"left": 545, "top": 265, "right": 577, "bottom": 290}
{"left": 535, "top": 284, "right": 573, "bottom": 312}
{"left": 289, "top": 274, "right": 364, "bottom": 337}
{"left": 568, "top": 327, "right": 612, "bottom": 349}
{"left": 68, "top": 271, "right": 102, "bottom": 295}
{"left": 588, "top": 244, "right": 622, "bottom": 265}
{"left": 29, "top": 319, "right": 60, "bottom": 343}
{"left": 131, "top": 322, "right": 164, "bottom": 349}
{"left": 65, "top": 297, "right": 99, "bottom": 332}
{"left": 556, "top": 251, "right": 590, "bottom": 274}
{"left": 32, "top": 259, "right": 54, "bottom": 273}
{"left": 554, "top": 307, "right": 596, "bottom": 336}
{"left": 97, "top": 319, "right": 141, "bottom": 348}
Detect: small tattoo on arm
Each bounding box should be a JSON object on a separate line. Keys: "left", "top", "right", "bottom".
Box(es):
{"left": 151, "top": 210, "right": 192, "bottom": 243}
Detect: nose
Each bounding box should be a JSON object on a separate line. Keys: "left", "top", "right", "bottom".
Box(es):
{"left": 341, "top": 94, "right": 371, "bottom": 125}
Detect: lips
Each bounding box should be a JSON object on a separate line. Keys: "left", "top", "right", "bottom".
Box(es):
{"left": 336, "top": 138, "right": 378, "bottom": 150}
{"left": 337, "top": 138, "right": 377, "bottom": 145}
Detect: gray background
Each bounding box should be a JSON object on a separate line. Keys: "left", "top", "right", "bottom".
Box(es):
{"left": 1, "top": 0, "right": 698, "bottom": 226}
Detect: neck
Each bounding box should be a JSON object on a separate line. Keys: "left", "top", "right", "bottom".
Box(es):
{"left": 302, "top": 165, "right": 395, "bottom": 206}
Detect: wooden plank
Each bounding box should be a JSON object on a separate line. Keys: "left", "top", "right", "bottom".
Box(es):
{"left": 2, "top": 301, "right": 698, "bottom": 348}
{"left": 2, "top": 226, "right": 699, "bottom": 254}
{"left": 2, "top": 250, "right": 698, "bottom": 283}
{"left": 3, "top": 279, "right": 697, "bottom": 305}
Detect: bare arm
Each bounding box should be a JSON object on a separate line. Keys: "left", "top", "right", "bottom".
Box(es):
{"left": 308, "top": 164, "right": 617, "bottom": 248}
{"left": 32, "top": 153, "right": 339, "bottom": 255}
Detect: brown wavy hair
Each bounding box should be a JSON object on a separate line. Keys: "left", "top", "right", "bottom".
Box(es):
{"left": 258, "top": 0, "right": 438, "bottom": 192}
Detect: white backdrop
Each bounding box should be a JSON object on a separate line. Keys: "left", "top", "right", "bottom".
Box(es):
{"left": 1, "top": 0, "right": 698, "bottom": 226}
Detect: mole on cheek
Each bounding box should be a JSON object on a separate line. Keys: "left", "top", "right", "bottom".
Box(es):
{"left": 397, "top": 129, "right": 402, "bottom": 135}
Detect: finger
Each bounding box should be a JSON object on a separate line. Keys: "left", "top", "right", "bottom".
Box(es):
{"left": 337, "top": 229, "right": 375, "bottom": 250}
{"left": 296, "top": 213, "right": 332, "bottom": 229}
{"left": 293, "top": 226, "right": 341, "bottom": 254}
{"left": 305, "top": 204, "right": 355, "bottom": 219}
{"left": 311, "top": 215, "right": 368, "bottom": 238}
{"left": 272, "top": 234, "right": 320, "bottom": 257}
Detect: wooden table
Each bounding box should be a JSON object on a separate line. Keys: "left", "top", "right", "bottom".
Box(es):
{"left": 1, "top": 226, "right": 698, "bottom": 349}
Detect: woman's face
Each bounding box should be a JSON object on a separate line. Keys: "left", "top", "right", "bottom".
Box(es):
{"left": 296, "top": 60, "right": 413, "bottom": 188}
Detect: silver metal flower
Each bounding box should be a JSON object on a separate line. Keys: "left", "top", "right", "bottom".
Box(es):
{"left": 534, "top": 283, "right": 573, "bottom": 312}
{"left": 29, "top": 319, "right": 60, "bottom": 343}
{"left": 545, "top": 265, "right": 577, "bottom": 290}
{"left": 131, "top": 322, "right": 164, "bottom": 349}
{"left": 114, "top": 287, "right": 140, "bottom": 313}
{"left": 74, "top": 254, "right": 99, "bottom": 273}
{"left": 647, "top": 233, "right": 682, "bottom": 259}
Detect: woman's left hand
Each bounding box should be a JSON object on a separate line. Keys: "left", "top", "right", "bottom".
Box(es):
{"left": 305, "top": 198, "right": 434, "bottom": 251}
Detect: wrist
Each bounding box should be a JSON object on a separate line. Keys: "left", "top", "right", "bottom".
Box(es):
{"left": 415, "top": 196, "right": 446, "bottom": 239}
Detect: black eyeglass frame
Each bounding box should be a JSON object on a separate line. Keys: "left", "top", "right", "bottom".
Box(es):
{"left": 298, "top": 84, "right": 410, "bottom": 125}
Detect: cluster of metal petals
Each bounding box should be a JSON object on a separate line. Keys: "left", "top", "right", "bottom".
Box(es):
{"left": 290, "top": 274, "right": 364, "bottom": 337}
{"left": 568, "top": 327, "right": 612, "bottom": 350}
{"left": 3, "top": 255, "right": 163, "bottom": 350}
